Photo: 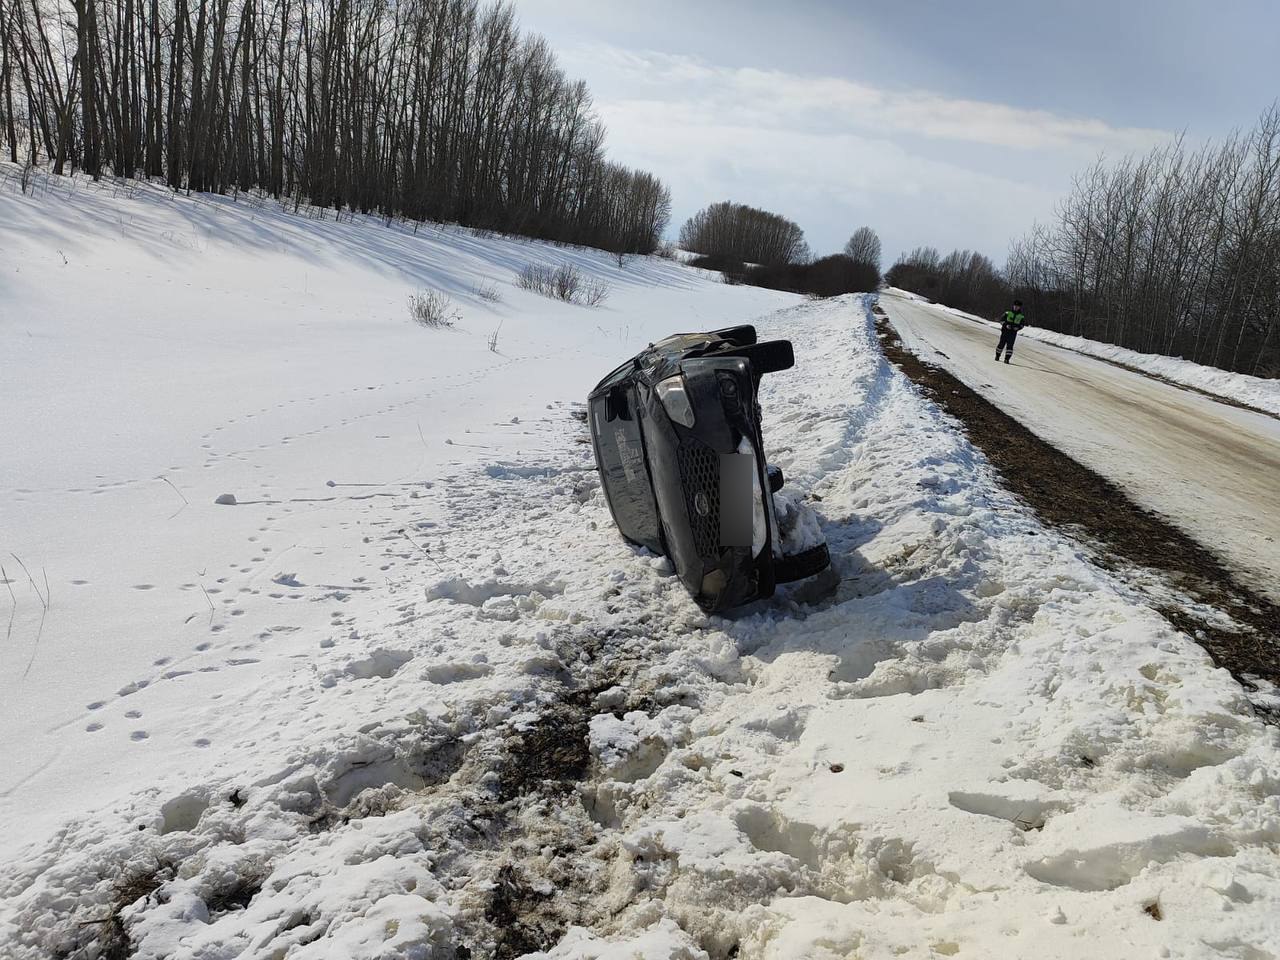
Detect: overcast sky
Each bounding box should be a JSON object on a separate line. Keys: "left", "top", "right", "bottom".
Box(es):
{"left": 509, "top": 0, "right": 1279, "bottom": 265}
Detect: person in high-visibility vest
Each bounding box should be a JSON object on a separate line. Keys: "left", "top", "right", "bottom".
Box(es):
{"left": 996, "top": 300, "right": 1026, "bottom": 363}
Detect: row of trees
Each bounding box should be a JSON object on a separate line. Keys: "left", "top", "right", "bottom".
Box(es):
{"left": 678, "top": 201, "right": 884, "bottom": 297}
{"left": 679, "top": 200, "right": 810, "bottom": 265}
{"left": 1006, "top": 107, "right": 1280, "bottom": 376}
{"left": 732, "top": 253, "right": 880, "bottom": 298}
{"left": 886, "top": 246, "right": 1007, "bottom": 318}
{"left": 888, "top": 106, "right": 1280, "bottom": 377}
{"left": 0, "top": 0, "right": 671, "bottom": 252}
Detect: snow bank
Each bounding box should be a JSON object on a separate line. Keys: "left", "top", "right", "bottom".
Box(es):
{"left": 887, "top": 287, "right": 1280, "bottom": 416}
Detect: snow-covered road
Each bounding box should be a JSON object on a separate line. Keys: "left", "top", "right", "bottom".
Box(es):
{"left": 880, "top": 291, "right": 1280, "bottom": 603}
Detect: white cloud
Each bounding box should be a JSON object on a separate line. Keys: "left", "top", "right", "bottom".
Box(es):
{"left": 550, "top": 45, "right": 1171, "bottom": 258}
{"left": 581, "top": 47, "right": 1167, "bottom": 153}
{"left": 595, "top": 96, "right": 1059, "bottom": 258}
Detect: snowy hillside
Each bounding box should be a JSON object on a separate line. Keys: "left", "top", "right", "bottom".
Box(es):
{"left": 0, "top": 170, "right": 794, "bottom": 859}
{"left": 3, "top": 177, "right": 1279, "bottom": 958}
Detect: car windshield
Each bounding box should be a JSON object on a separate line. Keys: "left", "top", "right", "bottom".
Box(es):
{"left": 594, "top": 359, "right": 636, "bottom": 393}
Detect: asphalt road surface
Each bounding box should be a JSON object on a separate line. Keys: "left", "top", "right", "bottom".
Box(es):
{"left": 880, "top": 290, "right": 1280, "bottom": 603}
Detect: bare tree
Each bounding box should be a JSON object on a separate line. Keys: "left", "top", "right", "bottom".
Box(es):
{"left": 1, "top": 0, "right": 671, "bottom": 254}
{"left": 679, "top": 201, "right": 809, "bottom": 265}
{"left": 1007, "top": 104, "right": 1280, "bottom": 376}
{"left": 843, "top": 226, "right": 881, "bottom": 272}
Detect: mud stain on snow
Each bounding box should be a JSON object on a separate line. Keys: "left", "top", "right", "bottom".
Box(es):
{"left": 448, "top": 628, "right": 658, "bottom": 958}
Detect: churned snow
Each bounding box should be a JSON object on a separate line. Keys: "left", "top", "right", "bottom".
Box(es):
{"left": 2, "top": 175, "right": 1279, "bottom": 958}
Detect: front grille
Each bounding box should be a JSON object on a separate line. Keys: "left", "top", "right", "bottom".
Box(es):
{"left": 677, "top": 440, "right": 720, "bottom": 557}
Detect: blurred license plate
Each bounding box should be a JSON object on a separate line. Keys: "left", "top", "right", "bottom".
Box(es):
{"left": 719, "top": 453, "right": 753, "bottom": 547}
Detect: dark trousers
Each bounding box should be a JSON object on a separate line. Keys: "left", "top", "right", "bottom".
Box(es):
{"left": 997, "top": 325, "right": 1020, "bottom": 355}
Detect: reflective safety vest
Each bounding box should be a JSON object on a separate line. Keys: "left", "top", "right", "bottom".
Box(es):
{"left": 1002, "top": 310, "right": 1026, "bottom": 327}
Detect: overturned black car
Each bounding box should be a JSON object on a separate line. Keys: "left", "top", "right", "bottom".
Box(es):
{"left": 588, "top": 325, "right": 830, "bottom": 613}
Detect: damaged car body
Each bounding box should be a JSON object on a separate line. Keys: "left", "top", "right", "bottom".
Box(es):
{"left": 588, "top": 325, "right": 831, "bottom": 612}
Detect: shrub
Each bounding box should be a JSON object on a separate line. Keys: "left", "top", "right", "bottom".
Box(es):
{"left": 689, "top": 254, "right": 878, "bottom": 298}
{"left": 473, "top": 279, "right": 502, "bottom": 303}
{"left": 688, "top": 254, "right": 748, "bottom": 284}
{"left": 517, "top": 263, "right": 553, "bottom": 294}
{"left": 583, "top": 277, "right": 610, "bottom": 307}
{"left": 551, "top": 264, "right": 582, "bottom": 302}
{"left": 408, "top": 289, "right": 460, "bottom": 328}
{"left": 515, "top": 263, "right": 608, "bottom": 307}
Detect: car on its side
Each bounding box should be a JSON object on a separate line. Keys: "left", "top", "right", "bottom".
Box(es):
{"left": 588, "top": 325, "right": 830, "bottom": 612}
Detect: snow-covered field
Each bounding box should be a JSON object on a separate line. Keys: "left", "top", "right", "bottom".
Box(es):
{"left": 887, "top": 288, "right": 1280, "bottom": 417}
{"left": 3, "top": 179, "right": 1279, "bottom": 958}
{"left": 0, "top": 170, "right": 794, "bottom": 858}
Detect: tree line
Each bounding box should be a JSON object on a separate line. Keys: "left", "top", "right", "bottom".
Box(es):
{"left": 679, "top": 200, "right": 810, "bottom": 266}
{"left": 888, "top": 106, "right": 1280, "bottom": 377}
{"left": 0, "top": 0, "right": 671, "bottom": 252}
{"left": 1010, "top": 106, "right": 1280, "bottom": 377}
{"left": 886, "top": 247, "right": 1006, "bottom": 317}
{"left": 679, "top": 200, "right": 882, "bottom": 297}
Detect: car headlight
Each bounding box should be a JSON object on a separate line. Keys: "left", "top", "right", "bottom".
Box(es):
{"left": 655, "top": 375, "right": 696, "bottom": 427}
